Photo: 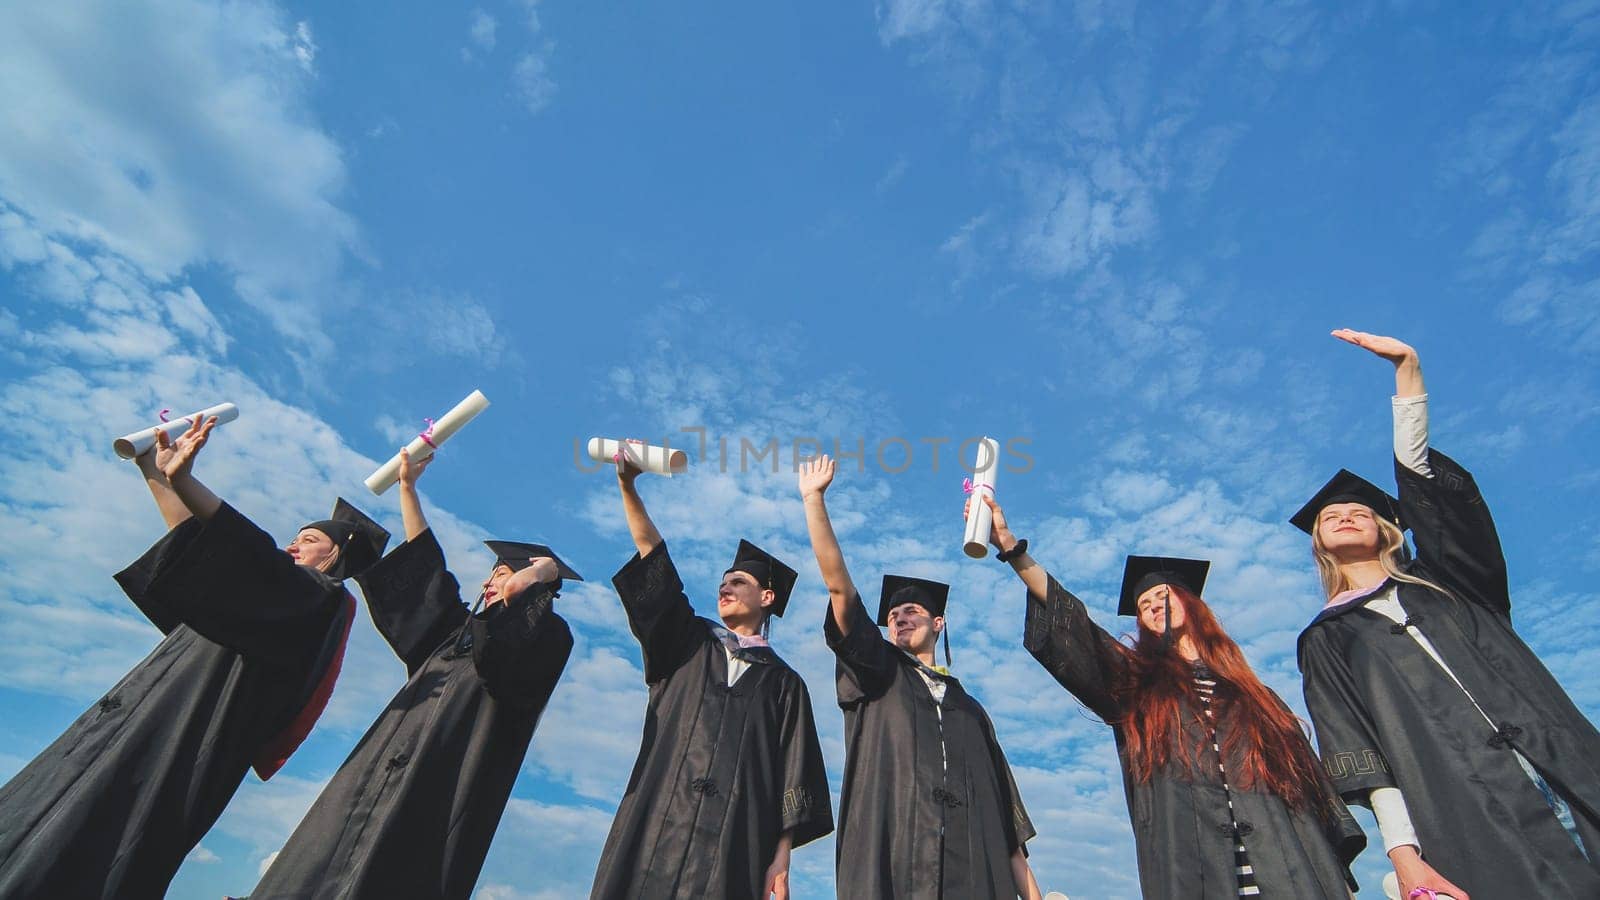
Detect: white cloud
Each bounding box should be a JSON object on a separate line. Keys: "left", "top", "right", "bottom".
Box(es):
{"left": 469, "top": 9, "right": 498, "bottom": 53}
{"left": 186, "top": 845, "right": 221, "bottom": 864}
{"left": 876, "top": 154, "right": 910, "bottom": 193}
{"left": 0, "top": 0, "right": 360, "bottom": 355}
{"left": 292, "top": 20, "right": 316, "bottom": 72}
{"left": 513, "top": 48, "right": 557, "bottom": 115}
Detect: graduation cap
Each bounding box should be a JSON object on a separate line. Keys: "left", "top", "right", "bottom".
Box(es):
{"left": 875, "top": 574, "right": 950, "bottom": 626}
{"left": 1118, "top": 555, "right": 1211, "bottom": 617}
{"left": 483, "top": 540, "right": 585, "bottom": 583}
{"left": 301, "top": 498, "right": 390, "bottom": 581}
{"left": 1289, "top": 469, "right": 1402, "bottom": 535}
{"left": 724, "top": 539, "right": 798, "bottom": 618}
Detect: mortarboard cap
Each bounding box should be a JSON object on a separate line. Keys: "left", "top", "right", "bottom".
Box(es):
{"left": 876, "top": 574, "right": 951, "bottom": 626}
{"left": 1289, "top": 469, "right": 1401, "bottom": 535}
{"left": 1118, "top": 555, "right": 1211, "bottom": 617}
{"left": 725, "top": 539, "right": 799, "bottom": 617}
{"left": 483, "top": 540, "right": 584, "bottom": 582}
{"left": 302, "top": 498, "right": 390, "bottom": 581}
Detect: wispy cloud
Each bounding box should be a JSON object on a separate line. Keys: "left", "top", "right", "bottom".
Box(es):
{"left": 0, "top": 0, "right": 361, "bottom": 357}
{"left": 512, "top": 48, "right": 557, "bottom": 115}
{"left": 469, "top": 8, "right": 498, "bottom": 54}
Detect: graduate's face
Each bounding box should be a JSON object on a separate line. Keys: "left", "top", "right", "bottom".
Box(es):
{"left": 286, "top": 528, "right": 339, "bottom": 571}
{"left": 887, "top": 603, "right": 943, "bottom": 654}
{"left": 482, "top": 563, "right": 517, "bottom": 607}
{"left": 1316, "top": 503, "right": 1381, "bottom": 557}
{"left": 1136, "top": 584, "right": 1185, "bottom": 635}
{"left": 717, "top": 571, "right": 773, "bottom": 629}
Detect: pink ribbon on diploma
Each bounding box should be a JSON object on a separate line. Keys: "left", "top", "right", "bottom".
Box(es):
{"left": 158, "top": 408, "right": 171, "bottom": 423}
{"left": 419, "top": 418, "right": 438, "bottom": 449}
{"left": 613, "top": 438, "right": 645, "bottom": 464}
{"left": 962, "top": 478, "right": 994, "bottom": 496}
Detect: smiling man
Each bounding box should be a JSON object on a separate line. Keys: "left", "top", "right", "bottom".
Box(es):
{"left": 589, "top": 454, "right": 832, "bottom": 900}
{"left": 798, "top": 456, "right": 1040, "bottom": 900}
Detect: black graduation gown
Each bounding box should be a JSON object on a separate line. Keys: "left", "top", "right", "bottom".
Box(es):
{"left": 825, "top": 593, "right": 1035, "bottom": 900}
{"left": 0, "top": 502, "right": 351, "bottom": 900}
{"left": 1298, "top": 449, "right": 1600, "bottom": 898}
{"left": 249, "top": 528, "right": 574, "bottom": 900}
{"left": 590, "top": 542, "right": 832, "bottom": 900}
{"left": 1024, "top": 574, "right": 1364, "bottom": 899}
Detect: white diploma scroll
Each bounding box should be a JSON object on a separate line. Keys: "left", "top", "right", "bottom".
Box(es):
{"left": 962, "top": 436, "right": 1001, "bottom": 559}
{"left": 113, "top": 402, "right": 240, "bottom": 459}
{"left": 364, "top": 390, "right": 491, "bottom": 495}
{"left": 587, "top": 438, "right": 689, "bottom": 476}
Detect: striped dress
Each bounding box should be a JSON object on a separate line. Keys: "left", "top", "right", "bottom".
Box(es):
{"left": 1192, "top": 660, "right": 1260, "bottom": 897}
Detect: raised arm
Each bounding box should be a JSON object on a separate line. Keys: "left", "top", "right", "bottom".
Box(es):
{"left": 1336, "top": 330, "right": 1509, "bottom": 612}
{"left": 396, "top": 447, "right": 433, "bottom": 541}
{"left": 616, "top": 456, "right": 663, "bottom": 556}
{"left": 156, "top": 416, "right": 223, "bottom": 523}
{"left": 974, "top": 494, "right": 1048, "bottom": 600}
{"left": 134, "top": 446, "right": 191, "bottom": 530}
{"left": 798, "top": 455, "right": 858, "bottom": 636}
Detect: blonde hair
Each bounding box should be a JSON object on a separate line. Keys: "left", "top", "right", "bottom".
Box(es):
{"left": 1311, "top": 512, "right": 1450, "bottom": 600}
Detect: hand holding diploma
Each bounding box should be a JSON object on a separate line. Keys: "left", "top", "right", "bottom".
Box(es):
{"left": 588, "top": 438, "right": 688, "bottom": 477}
{"left": 961, "top": 436, "right": 1000, "bottom": 558}
{"left": 114, "top": 402, "right": 238, "bottom": 459}
{"left": 365, "top": 390, "right": 491, "bottom": 495}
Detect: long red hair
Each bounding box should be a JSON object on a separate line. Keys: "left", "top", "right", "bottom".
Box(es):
{"left": 1110, "top": 585, "right": 1331, "bottom": 813}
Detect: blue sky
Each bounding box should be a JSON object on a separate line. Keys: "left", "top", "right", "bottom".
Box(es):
{"left": 2, "top": 1, "right": 1599, "bottom": 897}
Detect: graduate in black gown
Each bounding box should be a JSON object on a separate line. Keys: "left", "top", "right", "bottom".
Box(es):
{"left": 0, "top": 414, "right": 381, "bottom": 899}
{"left": 798, "top": 455, "right": 1040, "bottom": 900}
{"left": 249, "top": 447, "right": 576, "bottom": 900}
{"left": 589, "top": 453, "right": 833, "bottom": 900}
{"left": 1296, "top": 329, "right": 1600, "bottom": 900}
{"left": 974, "top": 491, "right": 1364, "bottom": 899}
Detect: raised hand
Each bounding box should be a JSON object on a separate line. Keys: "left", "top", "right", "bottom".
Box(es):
{"left": 965, "top": 493, "right": 1017, "bottom": 553}
{"left": 1332, "top": 328, "right": 1424, "bottom": 397}
{"left": 797, "top": 454, "right": 836, "bottom": 499}
{"left": 1331, "top": 329, "right": 1417, "bottom": 365}
{"left": 502, "top": 557, "right": 562, "bottom": 602}
{"left": 397, "top": 447, "right": 433, "bottom": 489}
{"left": 154, "top": 416, "right": 217, "bottom": 482}
{"left": 614, "top": 450, "right": 644, "bottom": 485}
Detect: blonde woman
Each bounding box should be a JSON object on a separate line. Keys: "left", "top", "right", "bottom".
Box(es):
{"left": 1295, "top": 330, "right": 1600, "bottom": 900}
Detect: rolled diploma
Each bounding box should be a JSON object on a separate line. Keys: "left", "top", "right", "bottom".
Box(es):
{"left": 587, "top": 438, "right": 689, "bottom": 476}
{"left": 364, "top": 390, "right": 491, "bottom": 495}
{"left": 962, "top": 436, "right": 1001, "bottom": 559}
{"left": 114, "top": 402, "right": 240, "bottom": 459}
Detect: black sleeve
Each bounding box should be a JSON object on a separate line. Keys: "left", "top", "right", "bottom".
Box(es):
{"left": 610, "top": 542, "right": 705, "bottom": 684}
{"left": 353, "top": 528, "right": 470, "bottom": 674}
{"left": 114, "top": 502, "right": 339, "bottom": 668}
{"left": 469, "top": 584, "right": 574, "bottom": 710}
{"left": 1394, "top": 449, "right": 1511, "bottom": 617}
{"left": 982, "top": 707, "right": 1037, "bottom": 853}
{"left": 823, "top": 592, "right": 896, "bottom": 706}
{"left": 1297, "top": 624, "right": 1397, "bottom": 801}
{"left": 1020, "top": 574, "right": 1125, "bottom": 722}
{"left": 775, "top": 672, "right": 836, "bottom": 849}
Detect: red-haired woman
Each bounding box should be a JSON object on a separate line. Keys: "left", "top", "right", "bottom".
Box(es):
{"left": 1294, "top": 330, "right": 1600, "bottom": 900}
{"left": 974, "top": 496, "right": 1363, "bottom": 898}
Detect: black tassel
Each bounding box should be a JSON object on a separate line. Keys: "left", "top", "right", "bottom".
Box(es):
{"left": 1162, "top": 596, "right": 1174, "bottom": 651}
{"left": 943, "top": 627, "right": 951, "bottom": 668}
